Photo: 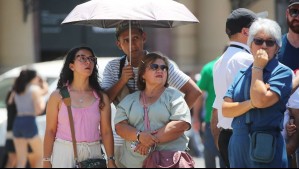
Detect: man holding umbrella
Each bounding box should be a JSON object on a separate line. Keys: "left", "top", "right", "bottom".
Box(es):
{"left": 101, "top": 21, "right": 202, "bottom": 167}
{"left": 102, "top": 21, "right": 201, "bottom": 108}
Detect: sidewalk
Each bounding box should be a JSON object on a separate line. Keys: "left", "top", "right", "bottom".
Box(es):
{"left": 193, "top": 157, "right": 205, "bottom": 168}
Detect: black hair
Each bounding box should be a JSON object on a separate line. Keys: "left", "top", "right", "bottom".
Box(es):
{"left": 15, "top": 69, "right": 37, "bottom": 94}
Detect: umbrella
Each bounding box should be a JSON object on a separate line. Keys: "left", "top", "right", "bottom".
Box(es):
{"left": 61, "top": 0, "right": 199, "bottom": 63}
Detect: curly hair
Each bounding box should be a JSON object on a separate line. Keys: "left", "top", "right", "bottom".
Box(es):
{"left": 57, "top": 46, "right": 105, "bottom": 109}
{"left": 137, "top": 52, "right": 169, "bottom": 91}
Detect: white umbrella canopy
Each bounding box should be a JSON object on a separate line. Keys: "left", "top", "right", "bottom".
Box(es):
{"left": 61, "top": 0, "right": 199, "bottom": 28}
{"left": 61, "top": 0, "right": 199, "bottom": 64}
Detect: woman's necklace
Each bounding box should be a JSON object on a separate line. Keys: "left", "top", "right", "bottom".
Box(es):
{"left": 78, "top": 92, "right": 89, "bottom": 104}
{"left": 70, "top": 87, "right": 89, "bottom": 104}
{"left": 79, "top": 97, "right": 84, "bottom": 103}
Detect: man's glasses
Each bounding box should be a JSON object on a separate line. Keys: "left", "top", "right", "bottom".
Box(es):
{"left": 149, "top": 64, "right": 168, "bottom": 71}
{"left": 289, "top": 8, "right": 299, "bottom": 17}
{"left": 76, "top": 55, "right": 97, "bottom": 64}
{"left": 253, "top": 38, "right": 276, "bottom": 47}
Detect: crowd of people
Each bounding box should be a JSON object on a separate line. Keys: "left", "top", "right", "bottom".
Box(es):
{"left": 2, "top": 0, "right": 299, "bottom": 168}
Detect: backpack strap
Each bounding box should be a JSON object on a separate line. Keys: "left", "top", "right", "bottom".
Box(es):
{"left": 118, "top": 55, "right": 127, "bottom": 79}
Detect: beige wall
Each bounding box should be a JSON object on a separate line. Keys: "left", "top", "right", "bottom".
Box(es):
{"left": 251, "top": 0, "right": 275, "bottom": 20}
{"left": 172, "top": 0, "right": 231, "bottom": 74}
{"left": 172, "top": 0, "right": 200, "bottom": 73}
{"left": 0, "top": 0, "right": 35, "bottom": 72}
{"left": 195, "top": 0, "right": 231, "bottom": 72}
{"left": 171, "top": 0, "right": 276, "bottom": 74}
{"left": 0, "top": 0, "right": 276, "bottom": 74}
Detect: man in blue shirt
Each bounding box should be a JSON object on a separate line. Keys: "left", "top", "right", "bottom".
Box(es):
{"left": 277, "top": 0, "right": 299, "bottom": 70}
{"left": 277, "top": 0, "right": 299, "bottom": 167}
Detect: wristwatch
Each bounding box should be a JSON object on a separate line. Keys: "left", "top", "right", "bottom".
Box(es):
{"left": 108, "top": 156, "right": 115, "bottom": 161}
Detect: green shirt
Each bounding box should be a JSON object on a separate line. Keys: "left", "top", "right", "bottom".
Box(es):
{"left": 197, "top": 57, "right": 219, "bottom": 122}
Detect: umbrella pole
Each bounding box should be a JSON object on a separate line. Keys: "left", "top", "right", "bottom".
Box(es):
{"left": 129, "top": 21, "right": 131, "bottom": 65}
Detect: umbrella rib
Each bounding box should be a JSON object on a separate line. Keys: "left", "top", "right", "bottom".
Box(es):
{"left": 168, "top": 21, "right": 172, "bottom": 28}
{"left": 102, "top": 20, "right": 106, "bottom": 28}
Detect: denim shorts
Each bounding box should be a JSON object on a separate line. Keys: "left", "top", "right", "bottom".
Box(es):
{"left": 13, "top": 116, "right": 38, "bottom": 138}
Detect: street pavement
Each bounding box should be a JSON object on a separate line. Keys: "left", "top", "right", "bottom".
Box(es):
{"left": 193, "top": 157, "right": 205, "bottom": 168}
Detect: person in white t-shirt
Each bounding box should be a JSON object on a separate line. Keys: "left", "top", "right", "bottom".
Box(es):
{"left": 211, "top": 8, "right": 257, "bottom": 168}
{"left": 284, "top": 87, "right": 299, "bottom": 155}
{"left": 284, "top": 71, "right": 299, "bottom": 167}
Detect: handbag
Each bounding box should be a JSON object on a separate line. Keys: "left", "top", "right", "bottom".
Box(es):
{"left": 76, "top": 158, "right": 107, "bottom": 168}
{"left": 142, "top": 150, "right": 195, "bottom": 168}
{"left": 141, "top": 92, "right": 194, "bottom": 168}
{"left": 249, "top": 131, "right": 276, "bottom": 163}
{"left": 242, "top": 70, "right": 276, "bottom": 163}
{"left": 60, "top": 86, "right": 107, "bottom": 168}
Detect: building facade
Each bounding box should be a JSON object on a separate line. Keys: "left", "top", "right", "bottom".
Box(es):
{"left": 0, "top": 0, "right": 287, "bottom": 74}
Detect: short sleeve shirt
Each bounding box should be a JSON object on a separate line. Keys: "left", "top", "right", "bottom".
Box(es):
{"left": 114, "top": 88, "right": 191, "bottom": 168}
{"left": 102, "top": 53, "right": 190, "bottom": 146}
{"left": 213, "top": 42, "right": 253, "bottom": 129}
{"left": 225, "top": 59, "right": 293, "bottom": 131}
{"left": 101, "top": 53, "right": 190, "bottom": 93}
{"left": 277, "top": 34, "right": 299, "bottom": 71}
{"left": 197, "top": 57, "right": 218, "bottom": 122}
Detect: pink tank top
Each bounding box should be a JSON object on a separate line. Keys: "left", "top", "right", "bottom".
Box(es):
{"left": 56, "top": 90, "right": 101, "bottom": 142}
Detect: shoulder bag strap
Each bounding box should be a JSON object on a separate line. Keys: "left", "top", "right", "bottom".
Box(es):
{"left": 141, "top": 92, "right": 151, "bottom": 131}
{"left": 118, "top": 55, "right": 127, "bottom": 79}
{"left": 244, "top": 66, "right": 254, "bottom": 133}
{"left": 59, "top": 86, "right": 79, "bottom": 163}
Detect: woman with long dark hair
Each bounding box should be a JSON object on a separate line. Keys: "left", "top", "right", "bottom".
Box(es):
{"left": 13, "top": 69, "right": 48, "bottom": 168}
{"left": 43, "top": 46, "right": 116, "bottom": 168}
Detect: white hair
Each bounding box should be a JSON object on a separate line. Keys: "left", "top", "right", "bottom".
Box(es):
{"left": 247, "top": 18, "right": 282, "bottom": 47}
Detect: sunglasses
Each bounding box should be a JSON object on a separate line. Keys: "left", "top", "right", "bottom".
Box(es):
{"left": 148, "top": 64, "right": 168, "bottom": 71}
{"left": 289, "top": 8, "right": 299, "bottom": 17}
{"left": 253, "top": 38, "right": 276, "bottom": 47}
{"left": 76, "top": 55, "right": 97, "bottom": 64}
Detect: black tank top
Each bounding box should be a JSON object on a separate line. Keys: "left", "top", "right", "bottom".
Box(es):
{"left": 5, "top": 91, "right": 17, "bottom": 131}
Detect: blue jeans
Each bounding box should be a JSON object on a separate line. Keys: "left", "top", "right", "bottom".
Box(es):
{"left": 185, "top": 129, "right": 203, "bottom": 157}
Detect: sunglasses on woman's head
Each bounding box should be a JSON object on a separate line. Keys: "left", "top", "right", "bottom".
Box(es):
{"left": 148, "top": 64, "right": 168, "bottom": 71}
{"left": 76, "top": 55, "right": 97, "bottom": 63}
{"left": 289, "top": 8, "right": 299, "bottom": 17}
{"left": 253, "top": 38, "right": 276, "bottom": 47}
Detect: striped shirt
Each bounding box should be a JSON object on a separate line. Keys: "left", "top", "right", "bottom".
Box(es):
{"left": 101, "top": 54, "right": 190, "bottom": 146}
{"left": 101, "top": 55, "right": 190, "bottom": 92}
